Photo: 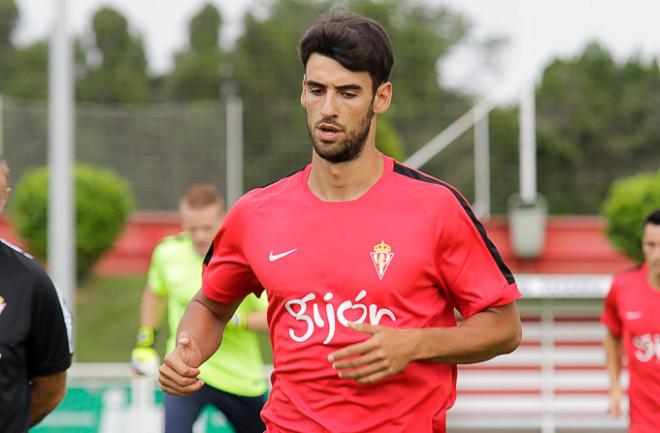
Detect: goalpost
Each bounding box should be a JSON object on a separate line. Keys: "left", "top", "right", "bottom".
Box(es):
{"left": 404, "top": 99, "right": 494, "bottom": 218}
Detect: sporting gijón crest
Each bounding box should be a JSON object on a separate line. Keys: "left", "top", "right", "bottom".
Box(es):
{"left": 370, "top": 241, "right": 394, "bottom": 280}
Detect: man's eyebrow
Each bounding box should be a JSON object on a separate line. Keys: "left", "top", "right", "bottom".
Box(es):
{"left": 306, "top": 80, "right": 363, "bottom": 91}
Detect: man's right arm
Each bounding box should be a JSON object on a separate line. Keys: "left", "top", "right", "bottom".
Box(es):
{"left": 604, "top": 329, "right": 624, "bottom": 417}
{"left": 158, "top": 290, "right": 243, "bottom": 396}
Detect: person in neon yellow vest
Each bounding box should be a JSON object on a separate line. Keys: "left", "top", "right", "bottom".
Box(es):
{"left": 131, "top": 183, "right": 268, "bottom": 433}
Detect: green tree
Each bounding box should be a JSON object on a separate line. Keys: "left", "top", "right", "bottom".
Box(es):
{"left": 78, "top": 7, "right": 149, "bottom": 102}
{"left": 0, "top": 0, "right": 18, "bottom": 92}
{"left": 0, "top": 0, "right": 17, "bottom": 48}
{"left": 164, "top": 3, "right": 224, "bottom": 100}
{"left": 488, "top": 106, "right": 520, "bottom": 214}
{"left": 602, "top": 170, "right": 660, "bottom": 263}
{"left": 2, "top": 39, "right": 89, "bottom": 99}
{"left": 3, "top": 42, "right": 48, "bottom": 98}
{"left": 536, "top": 42, "right": 660, "bottom": 214}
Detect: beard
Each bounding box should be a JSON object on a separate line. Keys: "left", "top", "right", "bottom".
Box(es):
{"left": 307, "top": 106, "right": 374, "bottom": 163}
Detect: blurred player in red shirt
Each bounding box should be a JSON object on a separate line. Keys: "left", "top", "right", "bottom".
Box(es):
{"left": 159, "top": 8, "right": 522, "bottom": 433}
{"left": 602, "top": 209, "right": 660, "bottom": 433}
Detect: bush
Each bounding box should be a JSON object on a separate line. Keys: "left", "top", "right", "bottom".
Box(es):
{"left": 10, "top": 163, "right": 134, "bottom": 279}
{"left": 602, "top": 169, "right": 660, "bottom": 263}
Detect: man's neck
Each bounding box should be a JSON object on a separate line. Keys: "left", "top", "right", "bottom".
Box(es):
{"left": 308, "top": 146, "right": 384, "bottom": 202}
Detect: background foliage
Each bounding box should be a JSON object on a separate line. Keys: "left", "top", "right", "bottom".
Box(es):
{"left": 602, "top": 170, "right": 660, "bottom": 263}
{"left": 10, "top": 164, "right": 134, "bottom": 278}
{"left": 0, "top": 0, "right": 658, "bottom": 216}
{"left": 534, "top": 43, "right": 660, "bottom": 214}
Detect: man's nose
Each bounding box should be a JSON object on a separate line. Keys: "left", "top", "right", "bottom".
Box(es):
{"left": 320, "top": 93, "right": 339, "bottom": 118}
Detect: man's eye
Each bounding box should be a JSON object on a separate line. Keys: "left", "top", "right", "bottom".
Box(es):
{"left": 342, "top": 92, "right": 357, "bottom": 98}
{"left": 310, "top": 88, "right": 324, "bottom": 95}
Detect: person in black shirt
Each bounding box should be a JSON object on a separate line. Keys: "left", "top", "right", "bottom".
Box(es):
{"left": 0, "top": 157, "right": 73, "bottom": 432}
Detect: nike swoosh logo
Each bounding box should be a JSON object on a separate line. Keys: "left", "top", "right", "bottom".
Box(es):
{"left": 269, "top": 248, "right": 298, "bottom": 262}
{"left": 625, "top": 311, "right": 643, "bottom": 320}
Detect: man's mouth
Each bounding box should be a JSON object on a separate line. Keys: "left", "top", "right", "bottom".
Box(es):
{"left": 317, "top": 123, "right": 342, "bottom": 141}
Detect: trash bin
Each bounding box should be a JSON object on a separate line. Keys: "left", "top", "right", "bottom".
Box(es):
{"left": 507, "top": 194, "right": 547, "bottom": 259}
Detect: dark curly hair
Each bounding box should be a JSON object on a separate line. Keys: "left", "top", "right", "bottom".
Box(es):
{"left": 298, "top": 7, "right": 395, "bottom": 93}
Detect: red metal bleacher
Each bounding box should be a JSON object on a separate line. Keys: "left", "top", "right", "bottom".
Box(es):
{"left": 449, "top": 304, "right": 628, "bottom": 432}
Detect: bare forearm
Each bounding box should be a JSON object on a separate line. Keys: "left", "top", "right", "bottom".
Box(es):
{"left": 411, "top": 304, "right": 522, "bottom": 364}
{"left": 30, "top": 372, "right": 67, "bottom": 426}
{"left": 176, "top": 299, "right": 226, "bottom": 362}
{"left": 171, "top": 290, "right": 244, "bottom": 363}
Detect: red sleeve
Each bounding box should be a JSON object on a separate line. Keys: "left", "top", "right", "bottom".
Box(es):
{"left": 202, "top": 198, "right": 263, "bottom": 304}
{"left": 600, "top": 279, "right": 622, "bottom": 336}
{"left": 435, "top": 190, "right": 520, "bottom": 318}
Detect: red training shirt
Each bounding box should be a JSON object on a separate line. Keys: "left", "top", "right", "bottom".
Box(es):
{"left": 601, "top": 264, "right": 660, "bottom": 433}
{"left": 203, "top": 155, "right": 520, "bottom": 433}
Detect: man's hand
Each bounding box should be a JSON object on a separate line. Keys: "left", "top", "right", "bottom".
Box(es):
{"left": 159, "top": 332, "right": 205, "bottom": 396}
{"left": 608, "top": 385, "right": 624, "bottom": 417}
{"left": 328, "top": 323, "right": 418, "bottom": 384}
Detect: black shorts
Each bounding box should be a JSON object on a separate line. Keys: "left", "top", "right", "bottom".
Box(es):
{"left": 164, "top": 384, "right": 266, "bottom": 433}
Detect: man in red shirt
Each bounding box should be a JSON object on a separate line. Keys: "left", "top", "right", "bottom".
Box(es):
{"left": 159, "top": 8, "right": 522, "bottom": 433}
{"left": 602, "top": 209, "right": 660, "bottom": 433}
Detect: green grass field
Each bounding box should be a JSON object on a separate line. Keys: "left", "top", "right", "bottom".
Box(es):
{"left": 75, "top": 276, "right": 148, "bottom": 361}
{"left": 75, "top": 275, "right": 272, "bottom": 362}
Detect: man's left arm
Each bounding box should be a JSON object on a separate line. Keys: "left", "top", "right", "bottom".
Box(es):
{"left": 331, "top": 302, "right": 521, "bottom": 384}
{"left": 29, "top": 371, "right": 67, "bottom": 426}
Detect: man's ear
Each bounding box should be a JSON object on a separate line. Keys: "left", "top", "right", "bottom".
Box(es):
{"left": 300, "top": 75, "right": 307, "bottom": 107}
{"left": 373, "top": 81, "right": 393, "bottom": 115}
